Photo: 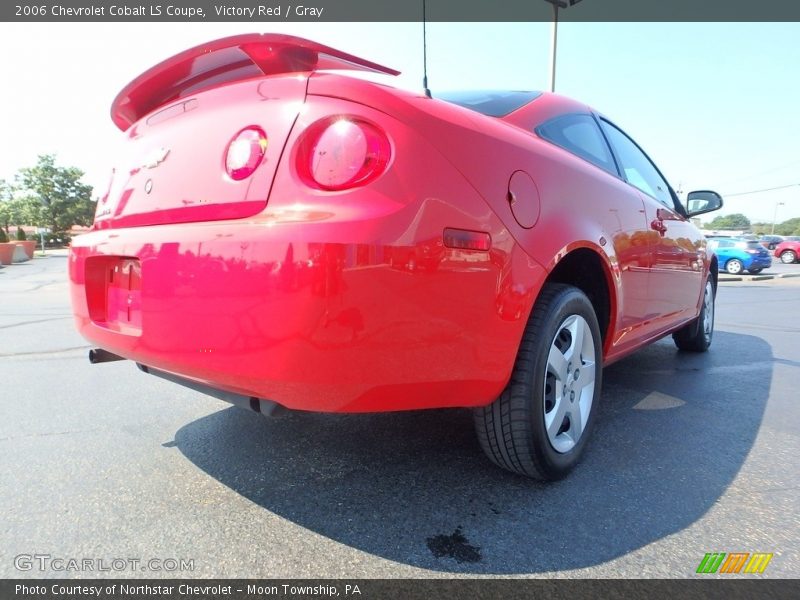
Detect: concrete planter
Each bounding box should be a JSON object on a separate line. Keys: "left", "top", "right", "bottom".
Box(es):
{"left": 14, "top": 240, "right": 37, "bottom": 260}
{"left": 12, "top": 245, "right": 30, "bottom": 263}
{"left": 0, "top": 242, "right": 16, "bottom": 265}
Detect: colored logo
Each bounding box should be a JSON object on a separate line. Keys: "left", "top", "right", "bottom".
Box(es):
{"left": 696, "top": 552, "right": 773, "bottom": 574}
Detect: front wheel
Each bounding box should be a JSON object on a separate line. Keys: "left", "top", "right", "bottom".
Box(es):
{"left": 725, "top": 259, "right": 743, "bottom": 275}
{"left": 473, "top": 284, "right": 602, "bottom": 480}
{"left": 780, "top": 250, "right": 797, "bottom": 264}
{"left": 673, "top": 275, "right": 715, "bottom": 352}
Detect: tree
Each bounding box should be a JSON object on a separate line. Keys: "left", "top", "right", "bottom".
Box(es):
{"left": 774, "top": 217, "right": 800, "bottom": 236}
{"left": 751, "top": 222, "right": 771, "bottom": 235}
{"left": 707, "top": 213, "right": 751, "bottom": 230}
{"left": 16, "top": 155, "right": 94, "bottom": 235}
{"left": 0, "top": 180, "right": 34, "bottom": 234}
{"left": 0, "top": 179, "right": 10, "bottom": 233}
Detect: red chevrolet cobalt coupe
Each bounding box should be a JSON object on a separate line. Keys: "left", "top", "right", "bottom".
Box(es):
{"left": 70, "top": 34, "right": 723, "bottom": 480}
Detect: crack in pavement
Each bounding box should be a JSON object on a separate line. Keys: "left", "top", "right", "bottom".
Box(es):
{"left": 0, "top": 346, "right": 91, "bottom": 358}
{"left": 0, "top": 317, "right": 72, "bottom": 330}
{"left": 0, "top": 428, "right": 104, "bottom": 442}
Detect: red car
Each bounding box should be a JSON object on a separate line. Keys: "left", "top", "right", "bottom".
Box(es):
{"left": 774, "top": 240, "right": 800, "bottom": 263}
{"left": 69, "top": 34, "right": 723, "bottom": 480}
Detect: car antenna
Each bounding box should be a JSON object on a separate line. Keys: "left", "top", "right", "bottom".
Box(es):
{"left": 422, "top": 0, "right": 432, "bottom": 98}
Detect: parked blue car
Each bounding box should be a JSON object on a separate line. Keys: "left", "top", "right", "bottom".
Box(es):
{"left": 707, "top": 237, "right": 772, "bottom": 274}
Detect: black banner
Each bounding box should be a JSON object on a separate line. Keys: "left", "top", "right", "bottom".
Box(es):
{"left": 2, "top": 579, "right": 800, "bottom": 600}
{"left": 3, "top": 0, "right": 800, "bottom": 22}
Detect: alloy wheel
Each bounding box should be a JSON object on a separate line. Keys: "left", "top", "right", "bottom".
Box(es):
{"left": 543, "top": 314, "right": 596, "bottom": 453}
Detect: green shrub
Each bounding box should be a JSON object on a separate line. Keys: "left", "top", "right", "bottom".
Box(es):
{"left": 15, "top": 227, "right": 26, "bottom": 241}
{"left": 0, "top": 228, "right": 8, "bottom": 243}
{"left": 44, "top": 232, "right": 72, "bottom": 247}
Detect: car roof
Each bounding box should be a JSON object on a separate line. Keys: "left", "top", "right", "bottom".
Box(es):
{"left": 435, "top": 90, "right": 543, "bottom": 117}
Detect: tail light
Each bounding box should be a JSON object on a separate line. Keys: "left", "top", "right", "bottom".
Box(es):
{"left": 225, "top": 127, "right": 267, "bottom": 180}
{"left": 298, "top": 117, "right": 390, "bottom": 190}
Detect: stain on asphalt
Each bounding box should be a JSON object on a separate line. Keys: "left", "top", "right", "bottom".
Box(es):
{"left": 426, "top": 526, "right": 482, "bottom": 563}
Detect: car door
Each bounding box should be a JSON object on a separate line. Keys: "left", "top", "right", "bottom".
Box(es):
{"left": 598, "top": 118, "right": 704, "bottom": 331}
{"left": 534, "top": 113, "right": 653, "bottom": 351}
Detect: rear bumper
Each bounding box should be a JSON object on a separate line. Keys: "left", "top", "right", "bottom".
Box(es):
{"left": 745, "top": 256, "right": 772, "bottom": 269}
{"left": 69, "top": 218, "right": 544, "bottom": 412}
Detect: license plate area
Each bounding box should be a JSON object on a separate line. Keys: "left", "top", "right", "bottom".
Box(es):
{"left": 85, "top": 256, "right": 142, "bottom": 335}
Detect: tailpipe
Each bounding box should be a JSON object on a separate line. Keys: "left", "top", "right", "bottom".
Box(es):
{"left": 89, "top": 348, "right": 126, "bottom": 364}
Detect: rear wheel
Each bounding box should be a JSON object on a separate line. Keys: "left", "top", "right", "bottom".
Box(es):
{"left": 673, "top": 275, "right": 715, "bottom": 352}
{"left": 780, "top": 250, "right": 797, "bottom": 264}
{"left": 725, "top": 259, "right": 743, "bottom": 275}
{"left": 473, "top": 284, "right": 602, "bottom": 480}
{"left": 748, "top": 268, "right": 763, "bottom": 274}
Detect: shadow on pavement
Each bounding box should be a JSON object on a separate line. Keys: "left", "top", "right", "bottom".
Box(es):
{"left": 174, "top": 331, "right": 771, "bottom": 574}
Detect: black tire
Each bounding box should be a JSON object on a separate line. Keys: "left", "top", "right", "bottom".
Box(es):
{"left": 673, "top": 275, "right": 715, "bottom": 352}
{"left": 725, "top": 259, "right": 743, "bottom": 275}
{"left": 748, "top": 268, "right": 763, "bottom": 274}
{"left": 780, "top": 250, "right": 797, "bottom": 264}
{"left": 473, "top": 284, "right": 602, "bottom": 480}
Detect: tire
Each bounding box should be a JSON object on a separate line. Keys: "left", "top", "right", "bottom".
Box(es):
{"left": 725, "top": 259, "right": 743, "bottom": 275}
{"left": 748, "top": 268, "right": 763, "bottom": 274}
{"left": 673, "top": 275, "right": 715, "bottom": 352}
{"left": 473, "top": 284, "right": 602, "bottom": 480}
{"left": 780, "top": 250, "right": 797, "bottom": 264}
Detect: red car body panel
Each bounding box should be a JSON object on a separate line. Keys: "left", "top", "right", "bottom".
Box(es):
{"left": 69, "top": 35, "right": 712, "bottom": 413}
{"left": 774, "top": 240, "right": 800, "bottom": 259}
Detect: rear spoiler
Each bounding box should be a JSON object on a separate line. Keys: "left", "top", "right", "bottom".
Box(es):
{"left": 111, "top": 33, "right": 400, "bottom": 131}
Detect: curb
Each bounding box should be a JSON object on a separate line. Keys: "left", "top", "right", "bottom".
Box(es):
{"left": 719, "top": 272, "right": 800, "bottom": 283}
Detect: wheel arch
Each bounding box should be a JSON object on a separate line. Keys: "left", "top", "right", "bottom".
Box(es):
{"left": 543, "top": 245, "right": 616, "bottom": 355}
{"left": 709, "top": 254, "right": 719, "bottom": 294}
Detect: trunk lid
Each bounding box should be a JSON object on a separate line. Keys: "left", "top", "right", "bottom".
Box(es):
{"left": 96, "top": 34, "right": 398, "bottom": 229}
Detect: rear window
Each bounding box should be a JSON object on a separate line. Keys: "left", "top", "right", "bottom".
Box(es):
{"left": 437, "top": 90, "right": 541, "bottom": 117}
{"left": 727, "top": 240, "right": 763, "bottom": 250}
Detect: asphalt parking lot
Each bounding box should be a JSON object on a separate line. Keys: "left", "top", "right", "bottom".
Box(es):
{"left": 718, "top": 260, "right": 800, "bottom": 282}
{"left": 1, "top": 252, "right": 798, "bottom": 578}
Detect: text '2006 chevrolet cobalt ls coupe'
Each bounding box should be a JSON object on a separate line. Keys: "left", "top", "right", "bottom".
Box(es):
{"left": 70, "top": 34, "right": 723, "bottom": 480}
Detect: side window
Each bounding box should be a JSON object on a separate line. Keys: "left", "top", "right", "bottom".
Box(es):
{"left": 536, "top": 114, "right": 618, "bottom": 176}
{"left": 599, "top": 120, "right": 673, "bottom": 208}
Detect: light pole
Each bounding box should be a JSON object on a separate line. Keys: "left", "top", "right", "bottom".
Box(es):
{"left": 544, "top": 0, "right": 583, "bottom": 92}
{"left": 771, "top": 201, "right": 785, "bottom": 235}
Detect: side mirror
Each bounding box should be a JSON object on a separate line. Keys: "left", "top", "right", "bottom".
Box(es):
{"left": 686, "top": 190, "right": 723, "bottom": 217}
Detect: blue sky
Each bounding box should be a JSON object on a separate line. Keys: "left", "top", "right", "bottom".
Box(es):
{"left": 0, "top": 21, "right": 797, "bottom": 223}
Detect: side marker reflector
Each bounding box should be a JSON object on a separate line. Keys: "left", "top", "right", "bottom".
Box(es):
{"left": 443, "top": 228, "right": 491, "bottom": 251}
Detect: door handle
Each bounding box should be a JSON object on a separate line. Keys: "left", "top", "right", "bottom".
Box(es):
{"left": 650, "top": 219, "right": 667, "bottom": 236}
